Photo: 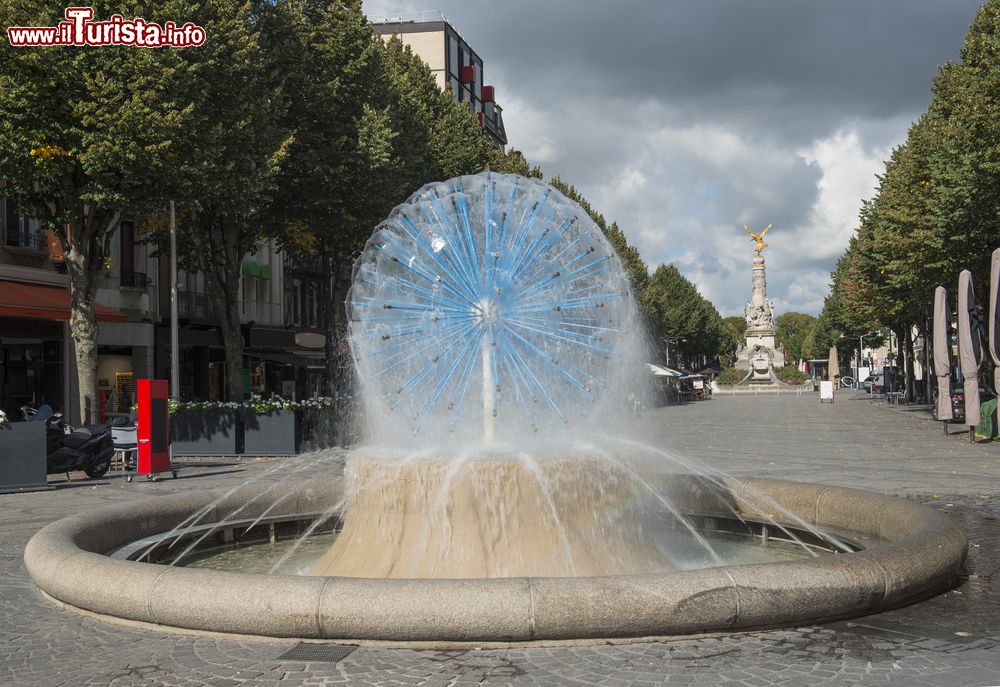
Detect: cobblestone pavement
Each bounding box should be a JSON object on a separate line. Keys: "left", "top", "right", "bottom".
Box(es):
{"left": 2, "top": 392, "right": 999, "bottom": 687}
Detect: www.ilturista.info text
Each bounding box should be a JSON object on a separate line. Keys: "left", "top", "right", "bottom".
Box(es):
{"left": 6, "top": 7, "right": 206, "bottom": 47}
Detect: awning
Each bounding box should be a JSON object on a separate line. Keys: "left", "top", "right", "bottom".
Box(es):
{"left": 253, "top": 350, "right": 325, "bottom": 369}
{"left": 0, "top": 279, "right": 126, "bottom": 323}
{"left": 647, "top": 363, "right": 681, "bottom": 377}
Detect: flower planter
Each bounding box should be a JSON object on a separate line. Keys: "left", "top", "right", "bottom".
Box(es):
{"left": 242, "top": 411, "right": 300, "bottom": 456}
{"left": 170, "top": 410, "right": 302, "bottom": 456}
{"left": 0, "top": 422, "right": 51, "bottom": 493}
{"left": 167, "top": 398, "right": 344, "bottom": 456}
{"left": 170, "top": 411, "right": 240, "bottom": 456}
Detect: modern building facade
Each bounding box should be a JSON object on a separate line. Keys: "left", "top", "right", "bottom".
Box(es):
{"left": 371, "top": 11, "right": 508, "bottom": 147}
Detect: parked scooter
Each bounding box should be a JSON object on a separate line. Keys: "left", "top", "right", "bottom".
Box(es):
{"left": 21, "top": 405, "right": 114, "bottom": 479}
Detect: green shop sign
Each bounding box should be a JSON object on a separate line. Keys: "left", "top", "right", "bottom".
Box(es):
{"left": 241, "top": 261, "right": 272, "bottom": 278}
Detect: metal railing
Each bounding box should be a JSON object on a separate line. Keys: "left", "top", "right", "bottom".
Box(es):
{"left": 5, "top": 229, "right": 46, "bottom": 250}
{"left": 177, "top": 291, "right": 215, "bottom": 322}
{"left": 119, "top": 270, "right": 149, "bottom": 289}
{"left": 242, "top": 299, "right": 283, "bottom": 326}
{"left": 369, "top": 10, "right": 446, "bottom": 24}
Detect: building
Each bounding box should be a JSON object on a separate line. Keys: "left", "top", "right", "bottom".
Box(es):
{"left": 1, "top": 195, "right": 314, "bottom": 422}
{"left": 154, "top": 237, "right": 317, "bottom": 403}
{"left": 0, "top": 197, "right": 156, "bottom": 423}
{"left": 371, "top": 11, "right": 508, "bottom": 147}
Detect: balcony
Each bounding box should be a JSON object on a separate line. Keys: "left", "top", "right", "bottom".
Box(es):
{"left": 119, "top": 270, "right": 149, "bottom": 289}
{"left": 5, "top": 229, "right": 47, "bottom": 251}
{"left": 242, "top": 299, "right": 283, "bottom": 326}
{"left": 177, "top": 291, "right": 216, "bottom": 323}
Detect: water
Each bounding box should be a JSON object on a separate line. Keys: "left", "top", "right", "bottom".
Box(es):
{"left": 179, "top": 527, "right": 828, "bottom": 576}
{"left": 183, "top": 532, "right": 338, "bottom": 575}
{"left": 163, "top": 173, "right": 849, "bottom": 578}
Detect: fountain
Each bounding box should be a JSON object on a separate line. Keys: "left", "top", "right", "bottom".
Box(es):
{"left": 25, "top": 174, "right": 966, "bottom": 644}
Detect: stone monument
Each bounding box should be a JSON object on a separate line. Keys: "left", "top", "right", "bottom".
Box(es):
{"left": 735, "top": 224, "right": 784, "bottom": 382}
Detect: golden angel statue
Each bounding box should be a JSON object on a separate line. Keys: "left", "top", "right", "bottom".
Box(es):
{"left": 743, "top": 224, "right": 772, "bottom": 256}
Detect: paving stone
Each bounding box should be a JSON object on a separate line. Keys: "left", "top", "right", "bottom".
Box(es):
{"left": 2, "top": 398, "right": 1000, "bottom": 686}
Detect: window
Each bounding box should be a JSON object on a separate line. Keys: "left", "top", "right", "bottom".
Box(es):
{"left": 292, "top": 280, "right": 302, "bottom": 326}
{"left": 3, "top": 199, "right": 34, "bottom": 247}
{"left": 119, "top": 221, "right": 135, "bottom": 273}
{"left": 448, "top": 33, "right": 458, "bottom": 77}
{"left": 118, "top": 221, "right": 147, "bottom": 287}
{"left": 308, "top": 283, "right": 319, "bottom": 328}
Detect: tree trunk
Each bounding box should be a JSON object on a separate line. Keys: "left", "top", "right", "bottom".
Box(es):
{"left": 320, "top": 243, "right": 337, "bottom": 397}
{"left": 66, "top": 235, "right": 99, "bottom": 425}
{"left": 196, "top": 215, "right": 246, "bottom": 403}
{"left": 223, "top": 299, "right": 245, "bottom": 402}
{"left": 63, "top": 210, "right": 116, "bottom": 425}
{"left": 903, "top": 325, "right": 916, "bottom": 403}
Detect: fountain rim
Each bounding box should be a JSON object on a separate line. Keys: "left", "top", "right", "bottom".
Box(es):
{"left": 24, "top": 477, "right": 967, "bottom": 645}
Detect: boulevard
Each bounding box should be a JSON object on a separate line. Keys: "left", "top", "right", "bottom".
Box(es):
{"left": 2, "top": 393, "right": 997, "bottom": 687}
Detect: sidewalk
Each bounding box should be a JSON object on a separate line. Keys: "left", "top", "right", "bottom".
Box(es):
{"left": 1, "top": 396, "right": 998, "bottom": 686}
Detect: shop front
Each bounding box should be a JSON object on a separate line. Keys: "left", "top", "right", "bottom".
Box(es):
{"left": 0, "top": 279, "right": 126, "bottom": 421}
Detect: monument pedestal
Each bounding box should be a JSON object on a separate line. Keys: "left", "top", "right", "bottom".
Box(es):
{"left": 734, "top": 254, "right": 784, "bottom": 383}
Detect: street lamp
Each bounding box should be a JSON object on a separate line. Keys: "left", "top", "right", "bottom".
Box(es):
{"left": 857, "top": 330, "right": 878, "bottom": 389}
{"left": 663, "top": 336, "right": 686, "bottom": 369}
{"left": 170, "top": 200, "right": 179, "bottom": 399}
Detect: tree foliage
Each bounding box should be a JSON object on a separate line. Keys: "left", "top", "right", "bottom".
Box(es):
{"left": 0, "top": 0, "right": 192, "bottom": 420}
{"left": 774, "top": 312, "right": 817, "bottom": 363}
{"left": 820, "top": 1, "right": 1000, "bottom": 396}
{"left": 642, "top": 264, "right": 732, "bottom": 366}
{"left": 0, "top": 0, "right": 739, "bottom": 406}
{"left": 158, "top": 0, "right": 292, "bottom": 402}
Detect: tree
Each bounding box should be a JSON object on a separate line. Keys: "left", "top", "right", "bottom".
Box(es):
{"left": 723, "top": 316, "right": 746, "bottom": 337}
{"left": 264, "top": 0, "right": 382, "bottom": 394}
{"left": 718, "top": 316, "right": 746, "bottom": 367}
{"left": 717, "top": 318, "right": 744, "bottom": 365}
{"left": 488, "top": 148, "right": 543, "bottom": 179}
{"left": 801, "top": 307, "right": 838, "bottom": 361}
{"left": 270, "top": 22, "right": 493, "bottom": 394}
{"left": 548, "top": 176, "right": 650, "bottom": 299}
{"left": 926, "top": 1, "right": 1000, "bottom": 294}
{"left": 0, "top": 0, "right": 190, "bottom": 421}
{"left": 774, "top": 312, "right": 817, "bottom": 363}
{"left": 642, "top": 264, "right": 730, "bottom": 367}
{"left": 820, "top": 2, "right": 1000, "bottom": 399}
{"left": 162, "top": 0, "right": 292, "bottom": 402}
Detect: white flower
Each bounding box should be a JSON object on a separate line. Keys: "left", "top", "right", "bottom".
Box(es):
{"left": 0, "top": 409, "right": 8, "bottom": 426}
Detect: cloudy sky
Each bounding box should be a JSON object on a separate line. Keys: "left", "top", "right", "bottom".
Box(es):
{"left": 362, "top": 0, "right": 983, "bottom": 316}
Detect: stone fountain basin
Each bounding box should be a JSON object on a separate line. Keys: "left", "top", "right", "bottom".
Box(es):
{"left": 24, "top": 477, "right": 967, "bottom": 645}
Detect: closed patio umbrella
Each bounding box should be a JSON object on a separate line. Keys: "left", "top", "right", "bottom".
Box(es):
{"left": 933, "top": 286, "right": 953, "bottom": 421}
{"left": 957, "top": 269, "right": 983, "bottom": 428}
{"left": 990, "top": 248, "right": 1000, "bottom": 393}
{"left": 828, "top": 346, "right": 839, "bottom": 381}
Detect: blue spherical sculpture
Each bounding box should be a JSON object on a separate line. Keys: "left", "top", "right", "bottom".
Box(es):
{"left": 348, "top": 173, "right": 636, "bottom": 443}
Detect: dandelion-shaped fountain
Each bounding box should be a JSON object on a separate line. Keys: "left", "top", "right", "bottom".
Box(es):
{"left": 309, "top": 173, "right": 671, "bottom": 578}
{"left": 24, "top": 174, "right": 967, "bottom": 644}
{"left": 347, "top": 173, "right": 636, "bottom": 441}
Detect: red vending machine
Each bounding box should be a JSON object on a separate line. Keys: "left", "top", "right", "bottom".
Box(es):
{"left": 133, "top": 379, "right": 177, "bottom": 481}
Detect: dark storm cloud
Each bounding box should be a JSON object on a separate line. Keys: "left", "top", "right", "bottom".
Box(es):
{"left": 364, "top": 0, "right": 985, "bottom": 314}
{"left": 442, "top": 0, "right": 981, "bottom": 140}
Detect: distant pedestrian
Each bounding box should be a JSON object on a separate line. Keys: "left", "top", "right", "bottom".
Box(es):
{"left": 627, "top": 391, "right": 640, "bottom": 417}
